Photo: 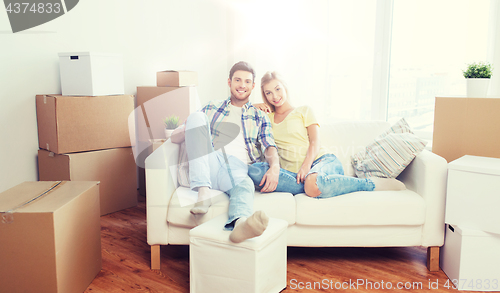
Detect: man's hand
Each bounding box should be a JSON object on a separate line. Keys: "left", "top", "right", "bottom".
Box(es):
{"left": 253, "top": 103, "right": 272, "bottom": 113}
{"left": 259, "top": 164, "right": 279, "bottom": 193}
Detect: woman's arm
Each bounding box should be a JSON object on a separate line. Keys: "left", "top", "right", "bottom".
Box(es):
{"left": 296, "top": 124, "right": 321, "bottom": 183}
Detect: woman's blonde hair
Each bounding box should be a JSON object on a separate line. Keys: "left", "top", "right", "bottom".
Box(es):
{"left": 260, "top": 71, "right": 289, "bottom": 112}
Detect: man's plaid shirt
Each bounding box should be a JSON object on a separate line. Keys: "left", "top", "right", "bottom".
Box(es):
{"left": 200, "top": 97, "right": 276, "bottom": 164}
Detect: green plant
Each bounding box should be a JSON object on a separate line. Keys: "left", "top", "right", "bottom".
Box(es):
{"left": 462, "top": 62, "right": 493, "bottom": 78}
{"left": 163, "top": 115, "right": 180, "bottom": 129}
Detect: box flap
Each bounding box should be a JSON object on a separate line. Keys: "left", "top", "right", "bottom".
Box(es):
{"left": 448, "top": 155, "right": 500, "bottom": 176}
{"left": 0, "top": 181, "right": 99, "bottom": 214}
{"left": 38, "top": 150, "right": 71, "bottom": 181}
{"left": 36, "top": 95, "right": 59, "bottom": 153}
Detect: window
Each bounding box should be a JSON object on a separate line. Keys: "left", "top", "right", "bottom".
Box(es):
{"left": 388, "top": 0, "right": 491, "bottom": 138}
{"left": 228, "top": 0, "right": 378, "bottom": 123}
{"left": 228, "top": 0, "right": 495, "bottom": 130}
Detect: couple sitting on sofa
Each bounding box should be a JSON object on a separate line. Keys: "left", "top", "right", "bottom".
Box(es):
{"left": 170, "top": 61, "right": 405, "bottom": 244}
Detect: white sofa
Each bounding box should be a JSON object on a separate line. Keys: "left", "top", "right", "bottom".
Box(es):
{"left": 145, "top": 120, "right": 448, "bottom": 271}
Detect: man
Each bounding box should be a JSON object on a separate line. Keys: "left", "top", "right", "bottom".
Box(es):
{"left": 171, "top": 61, "right": 280, "bottom": 243}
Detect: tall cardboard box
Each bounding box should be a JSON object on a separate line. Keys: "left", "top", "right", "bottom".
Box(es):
{"left": 38, "top": 147, "right": 137, "bottom": 215}
{"left": 36, "top": 94, "right": 134, "bottom": 154}
{"left": 0, "top": 181, "right": 102, "bottom": 293}
{"left": 59, "top": 52, "right": 124, "bottom": 96}
{"left": 135, "top": 86, "right": 199, "bottom": 194}
{"left": 135, "top": 86, "right": 199, "bottom": 139}
{"left": 156, "top": 70, "right": 198, "bottom": 87}
{"left": 432, "top": 97, "right": 500, "bottom": 162}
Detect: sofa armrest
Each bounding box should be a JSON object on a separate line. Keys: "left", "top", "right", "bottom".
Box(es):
{"left": 398, "top": 149, "right": 448, "bottom": 247}
{"left": 145, "top": 140, "right": 180, "bottom": 245}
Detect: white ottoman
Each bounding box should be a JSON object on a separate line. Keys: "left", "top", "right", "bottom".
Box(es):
{"left": 189, "top": 214, "right": 288, "bottom": 293}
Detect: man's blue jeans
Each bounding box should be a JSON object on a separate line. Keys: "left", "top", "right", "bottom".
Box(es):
{"left": 248, "top": 154, "right": 375, "bottom": 198}
{"left": 185, "top": 112, "right": 254, "bottom": 229}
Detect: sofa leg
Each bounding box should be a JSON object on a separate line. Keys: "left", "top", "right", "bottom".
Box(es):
{"left": 151, "top": 245, "right": 161, "bottom": 270}
{"left": 426, "top": 246, "right": 440, "bottom": 271}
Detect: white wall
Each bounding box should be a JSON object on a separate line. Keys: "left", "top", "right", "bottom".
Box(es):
{"left": 0, "top": 0, "right": 232, "bottom": 192}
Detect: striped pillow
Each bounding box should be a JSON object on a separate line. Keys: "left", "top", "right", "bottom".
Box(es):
{"left": 351, "top": 118, "right": 427, "bottom": 178}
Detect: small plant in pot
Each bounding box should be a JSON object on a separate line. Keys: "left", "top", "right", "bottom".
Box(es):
{"left": 463, "top": 62, "right": 493, "bottom": 98}
{"left": 163, "top": 115, "right": 180, "bottom": 140}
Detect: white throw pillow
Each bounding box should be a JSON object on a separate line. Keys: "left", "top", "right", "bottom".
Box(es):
{"left": 351, "top": 118, "right": 427, "bottom": 178}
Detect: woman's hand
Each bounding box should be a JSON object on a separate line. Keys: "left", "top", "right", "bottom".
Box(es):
{"left": 253, "top": 103, "right": 272, "bottom": 113}
{"left": 296, "top": 165, "right": 311, "bottom": 184}
{"left": 259, "top": 165, "right": 279, "bottom": 192}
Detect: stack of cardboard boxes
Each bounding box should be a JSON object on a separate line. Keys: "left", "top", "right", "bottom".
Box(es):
{"left": 439, "top": 155, "right": 500, "bottom": 290}
{"left": 36, "top": 52, "right": 138, "bottom": 216}
{"left": 434, "top": 97, "right": 500, "bottom": 290}
{"left": 135, "top": 70, "right": 200, "bottom": 195}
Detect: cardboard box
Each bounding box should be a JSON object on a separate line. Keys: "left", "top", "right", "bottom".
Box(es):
{"left": 59, "top": 52, "right": 124, "bottom": 96}
{"left": 36, "top": 94, "right": 134, "bottom": 154}
{"left": 445, "top": 155, "right": 500, "bottom": 234}
{"left": 157, "top": 70, "right": 198, "bottom": 87}
{"left": 38, "top": 147, "right": 137, "bottom": 215}
{"left": 0, "top": 181, "right": 101, "bottom": 293}
{"left": 432, "top": 97, "right": 500, "bottom": 162}
{"left": 135, "top": 86, "right": 199, "bottom": 141}
{"left": 440, "top": 224, "right": 500, "bottom": 291}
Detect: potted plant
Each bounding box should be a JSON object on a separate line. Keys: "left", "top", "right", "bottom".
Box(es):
{"left": 463, "top": 62, "right": 493, "bottom": 98}
{"left": 163, "top": 115, "right": 180, "bottom": 140}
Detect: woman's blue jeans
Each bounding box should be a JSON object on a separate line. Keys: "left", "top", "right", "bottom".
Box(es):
{"left": 248, "top": 154, "right": 375, "bottom": 198}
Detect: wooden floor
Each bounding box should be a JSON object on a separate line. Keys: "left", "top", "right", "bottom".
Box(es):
{"left": 86, "top": 195, "right": 476, "bottom": 293}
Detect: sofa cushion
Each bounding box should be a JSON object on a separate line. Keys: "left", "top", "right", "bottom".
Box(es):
{"left": 320, "top": 121, "right": 391, "bottom": 177}
{"left": 168, "top": 187, "right": 230, "bottom": 228}
{"left": 351, "top": 118, "right": 427, "bottom": 178}
{"left": 167, "top": 187, "right": 295, "bottom": 228}
{"left": 294, "top": 189, "right": 425, "bottom": 226}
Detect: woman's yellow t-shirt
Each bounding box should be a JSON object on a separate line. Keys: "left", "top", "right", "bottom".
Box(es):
{"left": 269, "top": 105, "right": 327, "bottom": 173}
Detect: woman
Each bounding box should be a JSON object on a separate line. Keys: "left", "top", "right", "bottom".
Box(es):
{"left": 248, "top": 71, "right": 405, "bottom": 198}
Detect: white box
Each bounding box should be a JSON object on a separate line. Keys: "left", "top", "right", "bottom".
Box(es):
{"left": 445, "top": 155, "right": 500, "bottom": 234}
{"left": 189, "top": 214, "right": 288, "bottom": 293}
{"left": 59, "top": 52, "right": 124, "bottom": 96}
{"left": 440, "top": 224, "right": 500, "bottom": 291}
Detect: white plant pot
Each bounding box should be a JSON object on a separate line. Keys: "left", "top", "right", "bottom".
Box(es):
{"left": 164, "top": 129, "right": 175, "bottom": 140}
{"left": 466, "top": 78, "right": 490, "bottom": 98}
